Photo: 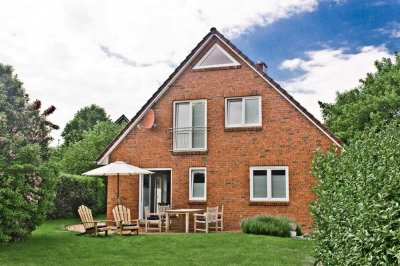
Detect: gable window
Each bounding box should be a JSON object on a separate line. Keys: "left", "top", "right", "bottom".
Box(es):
{"left": 250, "top": 166, "right": 289, "bottom": 201}
{"left": 225, "top": 96, "right": 261, "bottom": 127}
{"left": 173, "top": 100, "right": 207, "bottom": 151}
{"left": 193, "top": 43, "right": 240, "bottom": 69}
{"left": 189, "top": 167, "right": 206, "bottom": 200}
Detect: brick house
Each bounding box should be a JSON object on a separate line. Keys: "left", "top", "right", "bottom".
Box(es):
{"left": 97, "top": 27, "right": 342, "bottom": 232}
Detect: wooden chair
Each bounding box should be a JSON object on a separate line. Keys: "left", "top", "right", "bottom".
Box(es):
{"left": 157, "top": 204, "right": 170, "bottom": 229}
{"left": 211, "top": 205, "right": 224, "bottom": 231}
{"left": 194, "top": 207, "right": 219, "bottom": 233}
{"left": 144, "top": 206, "right": 162, "bottom": 232}
{"left": 78, "top": 205, "right": 110, "bottom": 237}
{"left": 112, "top": 205, "right": 140, "bottom": 236}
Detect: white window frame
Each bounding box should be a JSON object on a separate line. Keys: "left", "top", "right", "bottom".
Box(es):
{"left": 189, "top": 167, "right": 207, "bottom": 201}
{"left": 193, "top": 43, "right": 240, "bottom": 70}
{"left": 249, "top": 166, "right": 289, "bottom": 202}
{"left": 225, "top": 96, "right": 262, "bottom": 128}
{"left": 173, "top": 99, "right": 207, "bottom": 151}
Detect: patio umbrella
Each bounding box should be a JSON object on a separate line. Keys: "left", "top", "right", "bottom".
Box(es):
{"left": 82, "top": 161, "right": 153, "bottom": 204}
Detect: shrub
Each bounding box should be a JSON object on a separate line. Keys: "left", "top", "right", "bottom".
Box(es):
{"left": 49, "top": 173, "right": 106, "bottom": 218}
{"left": 241, "top": 214, "right": 301, "bottom": 237}
{"left": 311, "top": 124, "right": 400, "bottom": 265}
{"left": 0, "top": 64, "right": 58, "bottom": 243}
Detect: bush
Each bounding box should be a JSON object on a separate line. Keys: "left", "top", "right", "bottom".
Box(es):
{"left": 49, "top": 173, "right": 106, "bottom": 218}
{"left": 0, "top": 64, "right": 58, "bottom": 243}
{"left": 241, "top": 214, "right": 301, "bottom": 237}
{"left": 311, "top": 124, "right": 400, "bottom": 265}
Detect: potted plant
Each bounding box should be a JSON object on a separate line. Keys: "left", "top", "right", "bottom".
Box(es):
{"left": 289, "top": 222, "right": 297, "bottom": 237}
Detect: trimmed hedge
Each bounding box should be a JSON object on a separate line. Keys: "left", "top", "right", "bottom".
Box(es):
{"left": 311, "top": 124, "right": 400, "bottom": 265}
{"left": 241, "top": 214, "right": 302, "bottom": 237}
{"left": 48, "top": 173, "right": 106, "bottom": 218}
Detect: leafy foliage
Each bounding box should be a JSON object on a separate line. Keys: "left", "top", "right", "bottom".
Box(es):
{"left": 60, "top": 121, "right": 122, "bottom": 175}
{"left": 48, "top": 173, "right": 105, "bottom": 218}
{"left": 61, "top": 104, "right": 109, "bottom": 146}
{"left": 319, "top": 54, "right": 400, "bottom": 144}
{"left": 311, "top": 124, "right": 400, "bottom": 265}
{"left": 241, "top": 215, "right": 302, "bottom": 237}
{"left": 0, "top": 64, "right": 58, "bottom": 243}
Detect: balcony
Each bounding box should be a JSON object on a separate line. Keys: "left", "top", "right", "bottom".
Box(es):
{"left": 169, "top": 126, "right": 208, "bottom": 152}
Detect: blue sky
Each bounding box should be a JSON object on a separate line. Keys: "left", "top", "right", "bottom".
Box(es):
{"left": 0, "top": 1, "right": 398, "bottom": 143}
{"left": 235, "top": 0, "right": 400, "bottom": 80}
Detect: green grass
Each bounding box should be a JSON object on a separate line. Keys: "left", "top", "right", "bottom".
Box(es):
{"left": 0, "top": 218, "right": 314, "bottom": 265}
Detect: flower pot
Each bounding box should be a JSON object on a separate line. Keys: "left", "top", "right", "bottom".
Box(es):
{"left": 290, "top": 231, "right": 297, "bottom": 237}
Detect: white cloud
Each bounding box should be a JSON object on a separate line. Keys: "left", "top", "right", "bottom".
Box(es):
{"left": 0, "top": 0, "right": 318, "bottom": 144}
{"left": 280, "top": 45, "right": 391, "bottom": 121}
{"left": 377, "top": 21, "right": 400, "bottom": 38}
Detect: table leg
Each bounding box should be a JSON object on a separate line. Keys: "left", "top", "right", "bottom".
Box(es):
{"left": 166, "top": 213, "right": 170, "bottom": 232}
{"left": 185, "top": 212, "right": 189, "bottom": 233}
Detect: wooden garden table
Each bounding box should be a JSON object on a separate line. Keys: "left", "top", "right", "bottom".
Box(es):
{"left": 165, "top": 208, "right": 204, "bottom": 233}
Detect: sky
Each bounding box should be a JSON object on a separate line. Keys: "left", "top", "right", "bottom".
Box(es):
{"left": 0, "top": 0, "right": 399, "bottom": 144}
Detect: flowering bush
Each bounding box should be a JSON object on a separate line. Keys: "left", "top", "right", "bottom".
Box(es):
{"left": 0, "top": 64, "right": 58, "bottom": 243}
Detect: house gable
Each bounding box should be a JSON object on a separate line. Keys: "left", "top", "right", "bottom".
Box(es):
{"left": 97, "top": 27, "right": 342, "bottom": 165}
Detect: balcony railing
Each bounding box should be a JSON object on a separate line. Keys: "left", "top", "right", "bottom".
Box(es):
{"left": 169, "top": 126, "right": 208, "bottom": 151}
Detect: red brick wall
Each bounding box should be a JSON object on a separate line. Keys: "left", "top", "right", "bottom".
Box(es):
{"left": 107, "top": 36, "right": 335, "bottom": 232}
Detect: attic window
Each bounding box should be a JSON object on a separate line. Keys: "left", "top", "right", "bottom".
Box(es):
{"left": 193, "top": 43, "right": 240, "bottom": 69}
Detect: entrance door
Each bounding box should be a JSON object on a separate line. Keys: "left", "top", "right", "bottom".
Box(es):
{"left": 140, "top": 170, "right": 171, "bottom": 220}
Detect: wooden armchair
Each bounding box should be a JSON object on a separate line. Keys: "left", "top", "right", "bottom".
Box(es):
{"left": 78, "top": 205, "right": 111, "bottom": 237}
{"left": 194, "top": 207, "right": 219, "bottom": 233}
{"left": 112, "top": 205, "right": 140, "bottom": 236}
{"left": 144, "top": 206, "right": 162, "bottom": 232}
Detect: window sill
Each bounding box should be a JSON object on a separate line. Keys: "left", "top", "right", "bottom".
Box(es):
{"left": 188, "top": 200, "right": 207, "bottom": 205}
{"left": 172, "top": 150, "right": 208, "bottom": 155}
{"left": 249, "top": 201, "right": 289, "bottom": 206}
{"left": 225, "top": 126, "right": 262, "bottom": 132}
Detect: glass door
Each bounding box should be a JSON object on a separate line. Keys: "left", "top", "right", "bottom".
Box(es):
{"left": 141, "top": 170, "right": 171, "bottom": 219}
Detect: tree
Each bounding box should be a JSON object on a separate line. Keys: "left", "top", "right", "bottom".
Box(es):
{"left": 311, "top": 124, "right": 400, "bottom": 265}
{"left": 319, "top": 53, "right": 400, "bottom": 144}
{"left": 61, "top": 121, "right": 122, "bottom": 175}
{"left": 0, "top": 64, "right": 58, "bottom": 243}
{"left": 61, "top": 104, "right": 110, "bottom": 146}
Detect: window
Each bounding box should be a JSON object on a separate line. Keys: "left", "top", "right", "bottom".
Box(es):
{"left": 225, "top": 96, "right": 261, "bottom": 127}
{"left": 193, "top": 43, "right": 240, "bottom": 69}
{"left": 189, "top": 168, "right": 207, "bottom": 200}
{"left": 173, "top": 100, "right": 207, "bottom": 151}
{"left": 250, "top": 166, "right": 289, "bottom": 201}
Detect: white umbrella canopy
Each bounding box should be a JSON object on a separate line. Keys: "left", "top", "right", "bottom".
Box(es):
{"left": 82, "top": 161, "right": 153, "bottom": 204}
{"left": 82, "top": 161, "right": 153, "bottom": 176}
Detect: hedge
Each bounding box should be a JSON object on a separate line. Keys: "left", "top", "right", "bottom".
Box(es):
{"left": 311, "top": 124, "right": 400, "bottom": 265}
{"left": 241, "top": 214, "right": 302, "bottom": 237}
{"left": 48, "top": 173, "right": 106, "bottom": 218}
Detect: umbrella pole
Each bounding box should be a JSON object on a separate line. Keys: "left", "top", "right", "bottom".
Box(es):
{"left": 117, "top": 173, "right": 120, "bottom": 205}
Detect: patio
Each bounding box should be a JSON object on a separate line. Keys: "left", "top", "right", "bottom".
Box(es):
{"left": 76, "top": 205, "right": 224, "bottom": 235}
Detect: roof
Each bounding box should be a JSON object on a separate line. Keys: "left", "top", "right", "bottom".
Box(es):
{"left": 96, "top": 27, "right": 343, "bottom": 164}
{"left": 114, "top": 114, "right": 129, "bottom": 125}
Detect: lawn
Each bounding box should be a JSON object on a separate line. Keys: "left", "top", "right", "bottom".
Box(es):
{"left": 0, "top": 218, "right": 314, "bottom": 265}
